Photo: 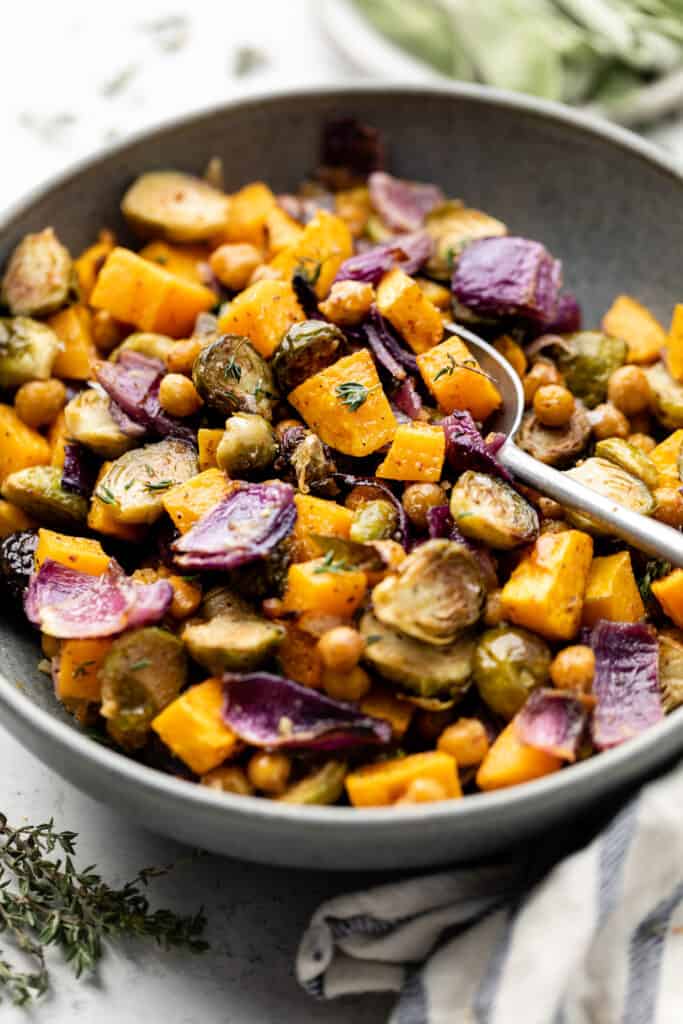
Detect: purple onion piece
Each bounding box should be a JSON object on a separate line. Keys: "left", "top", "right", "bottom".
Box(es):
{"left": 321, "top": 118, "right": 385, "bottom": 176}
{"left": 108, "top": 399, "right": 147, "bottom": 438}
{"left": 334, "top": 231, "right": 433, "bottom": 285}
{"left": 96, "top": 351, "right": 195, "bottom": 444}
{"left": 334, "top": 474, "right": 408, "bottom": 546}
{"left": 392, "top": 377, "right": 423, "bottom": 420}
{"left": 427, "top": 504, "right": 454, "bottom": 540}
{"left": 222, "top": 672, "right": 392, "bottom": 751}
{"left": 369, "top": 172, "right": 444, "bottom": 232}
{"left": 442, "top": 411, "right": 513, "bottom": 483}
{"left": 368, "top": 308, "right": 418, "bottom": 373}
{"left": 540, "top": 292, "right": 582, "bottom": 335}
{"left": 61, "top": 443, "right": 99, "bottom": 497}
{"left": 515, "top": 689, "right": 587, "bottom": 761}
{"left": 589, "top": 620, "right": 663, "bottom": 750}
{"left": 366, "top": 321, "right": 406, "bottom": 382}
{"left": 172, "top": 482, "right": 296, "bottom": 571}
{"left": 24, "top": 559, "right": 172, "bottom": 639}
{"left": 452, "top": 236, "right": 562, "bottom": 325}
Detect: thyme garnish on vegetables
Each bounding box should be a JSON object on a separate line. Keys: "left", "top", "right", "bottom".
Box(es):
{"left": 433, "top": 354, "right": 494, "bottom": 383}
{"left": 145, "top": 479, "right": 174, "bottom": 493}
{"left": 314, "top": 550, "right": 353, "bottom": 574}
{"left": 96, "top": 486, "right": 116, "bottom": 506}
{"left": 0, "top": 815, "right": 207, "bottom": 1005}
{"left": 335, "top": 381, "right": 380, "bottom": 412}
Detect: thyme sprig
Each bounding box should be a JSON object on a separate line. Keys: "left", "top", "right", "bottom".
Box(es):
{"left": 0, "top": 815, "right": 208, "bottom": 1005}
{"left": 314, "top": 550, "right": 353, "bottom": 575}
{"left": 335, "top": 380, "right": 380, "bottom": 412}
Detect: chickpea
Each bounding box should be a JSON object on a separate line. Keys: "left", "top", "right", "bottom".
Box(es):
{"left": 483, "top": 588, "right": 505, "bottom": 628}
{"left": 533, "top": 384, "right": 575, "bottom": 428}
{"left": 550, "top": 645, "right": 595, "bottom": 693}
{"left": 209, "top": 243, "right": 262, "bottom": 291}
{"left": 166, "top": 337, "right": 204, "bottom": 375}
{"left": 523, "top": 359, "right": 563, "bottom": 405}
{"left": 322, "top": 665, "right": 371, "bottom": 702}
{"left": 415, "top": 709, "right": 453, "bottom": 743}
{"left": 318, "top": 626, "right": 365, "bottom": 673}
{"left": 247, "top": 751, "right": 291, "bottom": 795}
{"left": 201, "top": 764, "right": 253, "bottom": 795}
{"left": 14, "top": 379, "right": 66, "bottom": 428}
{"left": 538, "top": 496, "right": 563, "bottom": 519}
{"left": 628, "top": 432, "right": 656, "bottom": 454}
{"left": 395, "top": 778, "right": 448, "bottom": 805}
{"left": 274, "top": 418, "right": 304, "bottom": 440}
{"left": 589, "top": 403, "right": 629, "bottom": 441}
{"left": 91, "top": 309, "right": 126, "bottom": 352}
{"left": 437, "top": 718, "right": 489, "bottom": 766}
{"left": 158, "top": 374, "right": 203, "bottom": 417}
{"left": 401, "top": 483, "right": 449, "bottom": 532}
{"left": 607, "top": 365, "right": 650, "bottom": 416}
{"left": 318, "top": 281, "right": 375, "bottom": 327}
{"left": 653, "top": 487, "right": 683, "bottom": 528}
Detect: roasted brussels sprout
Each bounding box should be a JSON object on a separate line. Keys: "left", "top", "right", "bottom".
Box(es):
{"left": 517, "top": 403, "right": 590, "bottom": 467}
{"left": 182, "top": 587, "right": 283, "bottom": 674}
{"left": 349, "top": 500, "right": 398, "bottom": 543}
{"left": 1, "top": 228, "right": 72, "bottom": 316}
{"left": 473, "top": 625, "right": 551, "bottom": 720}
{"left": 121, "top": 171, "right": 230, "bottom": 242}
{"left": 594, "top": 438, "right": 659, "bottom": 489}
{"left": 360, "top": 611, "right": 474, "bottom": 699}
{"left": 278, "top": 761, "right": 348, "bottom": 805}
{"left": 100, "top": 627, "right": 187, "bottom": 749}
{"left": 113, "top": 332, "right": 175, "bottom": 364}
{"left": 449, "top": 471, "right": 538, "bottom": 549}
{"left": 2, "top": 467, "right": 87, "bottom": 527}
{"left": 272, "top": 320, "right": 346, "bottom": 394}
{"left": 64, "top": 388, "right": 138, "bottom": 460}
{"left": 645, "top": 361, "right": 683, "bottom": 429}
{"left": 192, "top": 333, "right": 277, "bottom": 420}
{"left": 288, "top": 430, "right": 337, "bottom": 495}
{"left": 372, "top": 538, "right": 485, "bottom": 645}
{"left": 0, "top": 317, "right": 60, "bottom": 389}
{"left": 425, "top": 201, "right": 507, "bottom": 280}
{"left": 548, "top": 331, "right": 627, "bottom": 409}
{"left": 565, "top": 456, "right": 654, "bottom": 533}
{"left": 96, "top": 438, "right": 198, "bottom": 524}
{"left": 216, "top": 413, "right": 277, "bottom": 477}
{"left": 0, "top": 529, "right": 38, "bottom": 606}
{"left": 659, "top": 629, "right": 683, "bottom": 712}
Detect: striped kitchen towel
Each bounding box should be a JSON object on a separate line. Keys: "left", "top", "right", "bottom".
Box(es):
{"left": 297, "top": 759, "right": 683, "bottom": 1022}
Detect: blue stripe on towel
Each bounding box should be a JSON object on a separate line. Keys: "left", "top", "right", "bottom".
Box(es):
{"left": 623, "top": 880, "right": 683, "bottom": 1024}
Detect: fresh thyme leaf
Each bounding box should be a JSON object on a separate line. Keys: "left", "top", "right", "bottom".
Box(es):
{"left": 335, "top": 381, "right": 379, "bottom": 412}
{"left": 224, "top": 356, "right": 242, "bottom": 382}
{"left": 145, "top": 480, "right": 174, "bottom": 493}
{"left": 433, "top": 353, "right": 494, "bottom": 384}
{"left": 129, "top": 658, "right": 152, "bottom": 671}
{"left": 72, "top": 661, "right": 96, "bottom": 679}
{"left": 96, "top": 486, "right": 116, "bottom": 506}
{"left": 295, "top": 257, "right": 322, "bottom": 287}
{"left": 253, "top": 380, "right": 275, "bottom": 401}
{"left": 638, "top": 559, "right": 672, "bottom": 604}
{"left": 314, "top": 550, "right": 353, "bottom": 575}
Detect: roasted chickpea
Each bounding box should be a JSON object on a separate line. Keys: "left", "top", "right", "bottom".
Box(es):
{"left": 322, "top": 665, "right": 371, "bottom": 702}
{"left": 395, "top": 778, "right": 448, "bottom": 804}
{"left": 15, "top": 379, "right": 66, "bottom": 428}
{"left": 402, "top": 482, "right": 448, "bottom": 532}
{"left": 627, "top": 432, "right": 656, "bottom": 454}
{"left": 437, "top": 718, "right": 489, "bottom": 766}
{"left": 550, "top": 645, "right": 595, "bottom": 693}
{"left": 158, "top": 374, "right": 203, "bottom": 417}
{"left": 318, "top": 281, "right": 375, "bottom": 327}
{"left": 247, "top": 752, "right": 291, "bottom": 795}
{"left": 523, "top": 359, "right": 563, "bottom": 405}
{"left": 201, "top": 765, "right": 253, "bottom": 795}
{"left": 607, "top": 364, "right": 650, "bottom": 416}
{"left": 653, "top": 487, "right": 683, "bottom": 528}
{"left": 589, "top": 403, "right": 629, "bottom": 441}
{"left": 318, "top": 626, "right": 365, "bottom": 673}
{"left": 91, "top": 309, "right": 125, "bottom": 352}
{"left": 166, "top": 337, "right": 204, "bottom": 375}
{"left": 532, "top": 384, "right": 575, "bottom": 427}
{"left": 209, "top": 243, "right": 262, "bottom": 291}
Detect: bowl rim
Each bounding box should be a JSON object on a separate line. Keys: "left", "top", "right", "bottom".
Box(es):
{"left": 1, "top": 80, "right": 682, "bottom": 832}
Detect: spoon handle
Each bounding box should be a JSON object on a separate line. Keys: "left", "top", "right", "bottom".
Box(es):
{"left": 501, "top": 441, "right": 683, "bottom": 567}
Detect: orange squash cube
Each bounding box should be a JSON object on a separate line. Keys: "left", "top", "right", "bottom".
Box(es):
{"left": 291, "top": 494, "right": 354, "bottom": 562}
{"left": 48, "top": 411, "right": 69, "bottom": 469}
{"left": 151, "top": 678, "right": 239, "bottom": 774}
{"left": 417, "top": 335, "right": 502, "bottom": 421}
{"left": 139, "top": 241, "right": 210, "bottom": 285}
{"left": 48, "top": 305, "right": 96, "bottom": 380}
{"left": 376, "top": 267, "right": 443, "bottom": 354}
{"left": 667, "top": 304, "right": 683, "bottom": 383}
{"left": 0, "top": 405, "right": 50, "bottom": 483}
{"left": 360, "top": 686, "right": 414, "bottom": 740}
{"left": 602, "top": 294, "right": 666, "bottom": 365}
{"left": 220, "top": 182, "right": 276, "bottom": 248}
{"left": 650, "top": 430, "right": 683, "bottom": 488}
{"left": 217, "top": 279, "right": 305, "bottom": 358}
{"left": 35, "top": 529, "right": 110, "bottom": 576}
{"left": 277, "top": 624, "right": 324, "bottom": 689}
{"left": 346, "top": 751, "right": 461, "bottom": 807}
{"left": 197, "top": 428, "right": 225, "bottom": 471}
{"left": 283, "top": 559, "right": 367, "bottom": 617}
{"left": 270, "top": 210, "right": 353, "bottom": 299}
{"left": 652, "top": 569, "right": 683, "bottom": 629}
{"left": 376, "top": 423, "right": 445, "bottom": 482}
{"left": 162, "top": 469, "right": 233, "bottom": 534}
{"left": 74, "top": 231, "right": 115, "bottom": 302}
{"left": 582, "top": 551, "right": 645, "bottom": 627}
{"left": 55, "top": 637, "right": 113, "bottom": 702}
{"left": 265, "top": 206, "right": 304, "bottom": 256}
{"left": 476, "top": 720, "right": 562, "bottom": 792}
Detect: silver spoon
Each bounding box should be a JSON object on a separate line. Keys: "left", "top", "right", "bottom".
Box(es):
{"left": 446, "top": 322, "right": 683, "bottom": 568}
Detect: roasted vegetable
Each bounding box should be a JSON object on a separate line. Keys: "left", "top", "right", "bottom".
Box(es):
{"left": 376, "top": 267, "right": 443, "bottom": 354}
{"left": 278, "top": 761, "right": 347, "bottom": 805}
{"left": 151, "top": 678, "right": 239, "bottom": 775}
{"left": 63, "top": 389, "right": 137, "bottom": 459}
{"left": 162, "top": 468, "right": 232, "bottom": 534}
{"left": 0, "top": 317, "right": 60, "bottom": 388}
{"left": 565, "top": 457, "right": 654, "bottom": 533}
{"left": 283, "top": 558, "right": 367, "bottom": 617}
{"left": 589, "top": 620, "right": 662, "bottom": 750}
{"left": 100, "top": 627, "right": 187, "bottom": 749}
{"left": 285, "top": 429, "right": 337, "bottom": 496}
{"left": 182, "top": 587, "right": 283, "bottom": 674}
{"left": 346, "top": 751, "right": 461, "bottom": 807}
{"left": 425, "top": 201, "right": 507, "bottom": 280}
{"left": 515, "top": 689, "right": 587, "bottom": 762}
{"left": 652, "top": 569, "right": 683, "bottom": 629}
{"left": 215, "top": 413, "right": 277, "bottom": 477}
{"left": 473, "top": 625, "right": 551, "bottom": 720}
{"left": 334, "top": 231, "right": 431, "bottom": 285}
{"left": 659, "top": 628, "right": 683, "bottom": 712}
{"left": 369, "top": 172, "right": 443, "bottom": 233}
{"left": 0, "top": 405, "right": 51, "bottom": 482}
{"left": 645, "top": 361, "right": 683, "bottom": 429}
{"left": 35, "top": 528, "right": 109, "bottom": 576}
{"left": 594, "top": 438, "right": 659, "bottom": 489}
{"left": 95, "top": 438, "right": 198, "bottom": 525}
{"left": 272, "top": 320, "right": 346, "bottom": 393}
{"left": 543, "top": 331, "right": 627, "bottom": 409}
{"left": 192, "top": 333, "right": 277, "bottom": 420}
{"left": 360, "top": 610, "right": 473, "bottom": 699}
{"left": 582, "top": 551, "right": 645, "bottom": 627}
{"left": 449, "top": 471, "right": 538, "bottom": 549}
{"left": 121, "top": 171, "right": 230, "bottom": 242}
{"left": 2, "top": 466, "right": 88, "bottom": 527}
{"left": 1, "top": 228, "right": 72, "bottom": 316}
{"left": 417, "top": 335, "right": 502, "bottom": 420}
{"left": 269, "top": 210, "right": 353, "bottom": 299}
{"left": 114, "top": 332, "right": 175, "bottom": 364}
{"left": 349, "top": 500, "right": 398, "bottom": 543}
{"left": 602, "top": 294, "right": 666, "bottom": 365}
{"left": 372, "top": 539, "right": 485, "bottom": 645}
{"left": 55, "top": 637, "right": 112, "bottom": 703}
{"left": 0, "top": 529, "right": 38, "bottom": 606}
{"left": 476, "top": 719, "right": 562, "bottom": 792}
{"left": 517, "top": 403, "right": 590, "bottom": 466}
{"left": 376, "top": 423, "right": 445, "bottom": 483}
{"left": 217, "top": 280, "right": 305, "bottom": 359}
{"left": 291, "top": 494, "right": 353, "bottom": 562}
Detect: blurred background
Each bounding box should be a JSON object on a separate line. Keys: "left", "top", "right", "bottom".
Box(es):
{"left": 3, "top": 0, "right": 683, "bottom": 208}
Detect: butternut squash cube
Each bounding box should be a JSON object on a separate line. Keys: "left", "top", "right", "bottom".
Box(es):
{"left": 282, "top": 559, "right": 367, "bottom": 617}
{"left": 217, "top": 279, "right": 305, "bottom": 358}
{"left": 602, "top": 294, "right": 666, "bottom": 365}
{"left": 650, "top": 429, "right": 683, "bottom": 488}
{"left": 360, "top": 686, "right": 414, "bottom": 740}
{"left": 56, "top": 637, "right": 113, "bottom": 702}
{"left": 289, "top": 349, "right": 396, "bottom": 457}
{"left": 417, "top": 335, "right": 502, "bottom": 421}
{"left": 376, "top": 423, "right": 445, "bottom": 482}
{"left": 0, "top": 405, "right": 50, "bottom": 483}
{"left": 48, "top": 305, "right": 96, "bottom": 380}
{"left": 162, "top": 468, "right": 233, "bottom": 534}
{"left": 277, "top": 624, "right": 324, "bottom": 689}
{"left": 493, "top": 335, "right": 527, "bottom": 378}
{"left": 291, "top": 494, "right": 354, "bottom": 562}
{"left": 48, "top": 411, "right": 68, "bottom": 468}
{"left": 0, "top": 500, "right": 34, "bottom": 537}
{"left": 581, "top": 551, "right": 645, "bottom": 627}
{"left": 376, "top": 267, "right": 443, "bottom": 354}
{"left": 151, "top": 678, "right": 239, "bottom": 775}
{"left": 139, "top": 241, "right": 210, "bottom": 285}
{"left": 500, "top": 530, "right": 594, "bottom": 641}
{"left": 91, "top": 247, "right": 215, "bottom": 338}
{"left": 667, "top": 304, "right": 683, "bottom": 383}
{"left": 652, "top": 570, "right": 683, "bottom": 629}
{"left": 415, "top": 277, "right": 452, "bottom": 311}
{"left": 74, "top": 231, "right": 115, "bottom": 302}
{"left": 476, "top": 720, "right": 562, "bottom": 792}
{"left": 197, "top": 428, "right": 225, "bottom": 471}
{"left": 346, "top": 751, "right": 461, "bottom": 807}
{"left": 221, "top": 182, "right": 276, "bottom": 248}
{"left": 270, "top": 210, "right": 353, "bottom": 299}
{"left": 265, "top": 206, "right": 304, "bottom": 256}
{"left": 35, "top": 529, "right": 110, "bottom": 576}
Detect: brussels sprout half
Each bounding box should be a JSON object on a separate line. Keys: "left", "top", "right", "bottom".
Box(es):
{"left": 278, "top": 761, "right": 348, "bottom": 805}
{"left": 473, "top": 624, "right": 551, "bottom": 721}
{"left": 551, "top": 331, "right": 627, "bottom": 409}
{"left": 112, "top": 332, "right": 175, "bottom": 364}
{"left": 193, "top": 333, "right": 277, "bottom": 420}
{"left": 64, "top": 388, "right": 138, "bottom": 460}
{"left": 121, "top": 171, "right": 230, "bottom": 242}
{"left": 659, "top": 629, "right": 683, "bottom": 712}
{"left": 517, "top": 403, "right": 590, "bottom": 467}
{"left": 96, "top": 438, "right": 198, "bottom": 525}
{"left": 182, "top": 587, "right": 284, "bottom": 675}
{"left": 449, "top": 471, "right": 538, "bottom": 549}
{"left": 565, "top": 456, "right": 654, "bottom": 534}
{"left": 1, "top": 228, "right": 72, "bottom": 316}
{"left": 0, "top": 317, "right": 61, "bottom": 389}
{"left": 216, "top": 413, "right": 277, "bottom": 477}
{"left": 645, "top": 361, "right": 683, "bottom": 430}
{"left": 272, "top": 320, "right": 346, "bottom": 394}
{"left": 594, "top": 438, "right": 659, "bottom": 490}
{"left": 2, "top": 467, "right": 88, "bottom": 528}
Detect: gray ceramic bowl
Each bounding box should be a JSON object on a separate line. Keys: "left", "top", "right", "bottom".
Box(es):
{"left": 1, "top": 84, "right": 682, "bottom": 870}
